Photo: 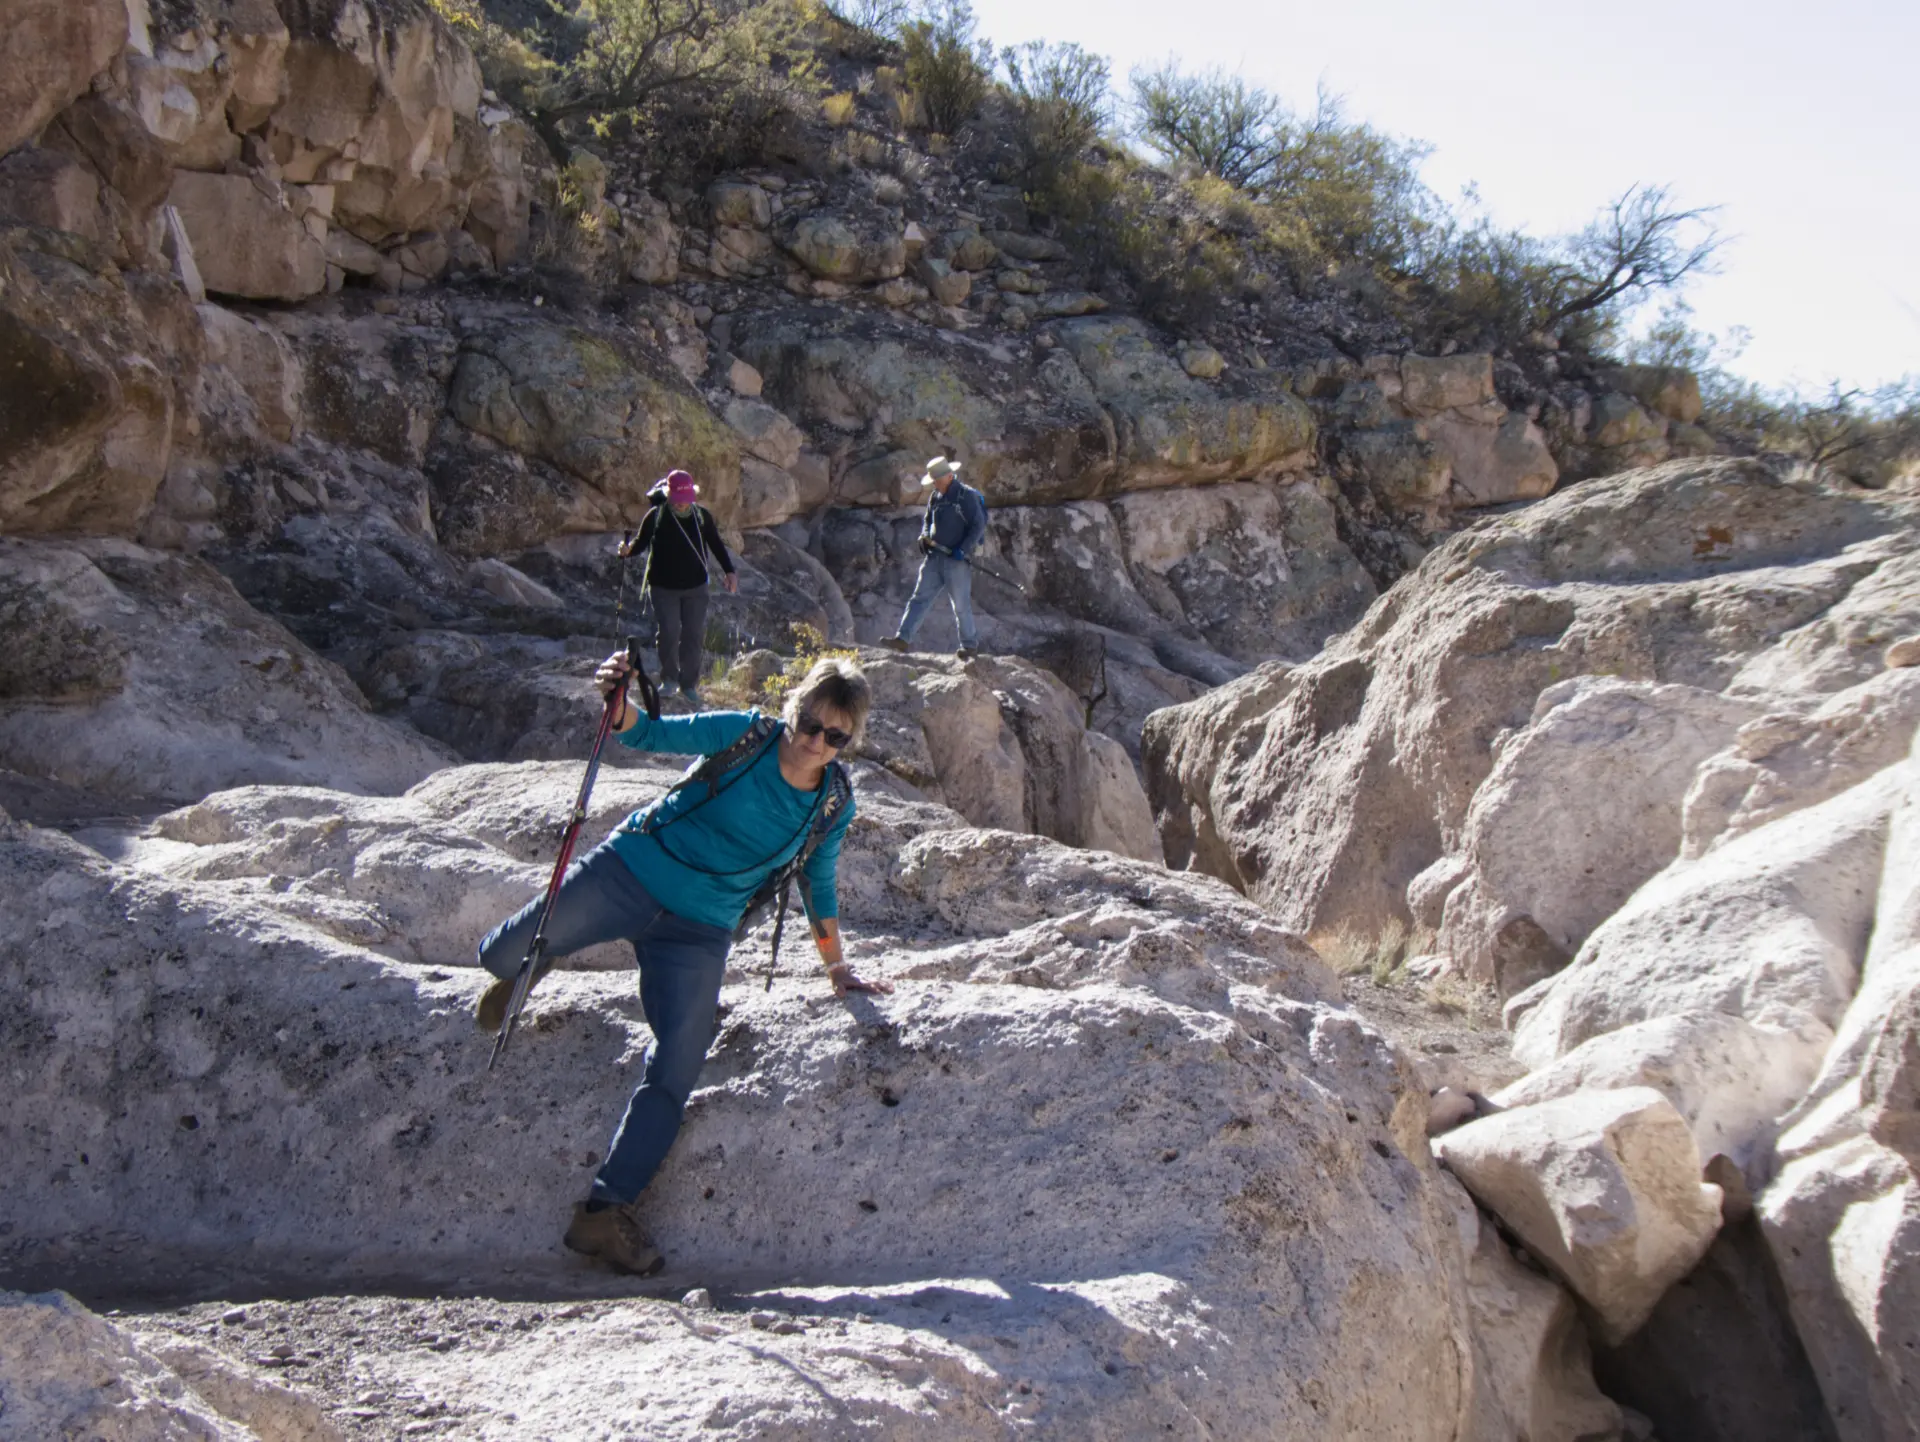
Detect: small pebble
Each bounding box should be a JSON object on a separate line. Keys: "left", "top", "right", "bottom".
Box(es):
{"left": 749, "top": 1311, "right": 777, "bottom": 1330}
{"left": 221, "top": 1307, "right": 247, "bottom": 1325}
{"left": 271, "top": 1343, "right": 295, "bottom": 1360}
{"left": 681, "top": 1288, "right": 714, "bottom": 1310}
{"left": 772, "top": 1320, "right": 803, "bottom": 1335}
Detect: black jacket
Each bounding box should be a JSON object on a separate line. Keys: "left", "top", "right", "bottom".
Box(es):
{"left": 638, "top": 502, "right": 734, "bottom": 591}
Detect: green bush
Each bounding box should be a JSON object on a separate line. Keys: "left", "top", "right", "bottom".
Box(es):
{"left": 1000, "top": 40, "right": 1109, "bottom": 192}
{"left": 899, "top": 0, "right": 991, "bottom": 134}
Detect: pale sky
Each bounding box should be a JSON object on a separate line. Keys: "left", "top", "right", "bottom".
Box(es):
{"left": 968, "top": 0, "right": 1919, "bottom": 395}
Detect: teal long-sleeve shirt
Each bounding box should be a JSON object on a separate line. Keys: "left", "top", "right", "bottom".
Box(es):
{"left": 607, "top": 710, "right": 854, "bottom": 932}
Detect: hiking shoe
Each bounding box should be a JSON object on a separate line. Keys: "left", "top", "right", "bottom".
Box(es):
{"left": 881, "top": 636, "right": 909, "bottom": 653}
{"left": 681, "top": 687, "right": 702, "bottom": 708}
{"left": 563, "top": 1201, "right": 664, "bottom": 1275}
{"left": 955, "top": 646, "right": 979, "bottom": 661}
{"left": 658, "top": 679, "right": 679, "bottom": 699}
{"left": 474, "top": 964, "right": 548, "bottom": 1034}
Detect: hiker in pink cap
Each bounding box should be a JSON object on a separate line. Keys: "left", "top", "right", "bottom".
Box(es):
{"left": 630, "top": 469, "right": 737, "bottom": 706}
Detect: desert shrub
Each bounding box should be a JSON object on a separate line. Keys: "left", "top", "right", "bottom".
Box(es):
{"left": 1036, "top": 157, "right": 1240, "bottom": 330}
{"left": 758, "top": 624, "right": 861, "bottom": 709}
{"left": 1259, "top": 91, "right": 1438, "bottom": 275}
{"left": 821, "top": 89, "right": 858, "bottom": 124}
{"left": 426, "top": 0, "right": 554, "bottom": 106}
{"left": 1128, "top": 62, "right": 1285, "bottom": 189}
{"left": 1414, "top": 183, "right": 1722, "bottom": 353}
{"left": 1000, "top": 39, "right": 1109, "bottom": 192}
{"left": 818, "top": 0, "right": 911, "bottom": 40}
{"left": 1310, "top": 918, "right": 1434, "bottom": 984}
{"left": 899, "top": 0, "right": 991, "bottom": 134}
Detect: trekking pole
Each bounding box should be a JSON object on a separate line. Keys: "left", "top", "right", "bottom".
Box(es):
{"left": 951, "top": 550, "right": 1029, "bottom": 595}
{"left": 489, "top": 632, "right": 660, "bottom": 1071}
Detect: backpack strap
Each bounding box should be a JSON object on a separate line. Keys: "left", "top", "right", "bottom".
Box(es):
{"left": 629, "top": 713, "right": 781, "bottom": 837}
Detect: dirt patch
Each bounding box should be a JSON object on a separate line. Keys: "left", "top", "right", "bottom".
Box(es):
{"left": 1341, "top": 971, "right": 1524, "bottom": 1098}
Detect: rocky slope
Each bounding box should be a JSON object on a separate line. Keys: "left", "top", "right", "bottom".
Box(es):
{"left": 1, "top": 3, "right": 1902, "bottom": 1439}
{"left": 1146, "top": 454, "right": 1920, "bottom": 1441}
{"left": 4, "top": 765, "right": 1508, "bottom": 1440}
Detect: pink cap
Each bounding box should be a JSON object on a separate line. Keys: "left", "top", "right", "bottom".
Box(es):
{"left": 666, "top": 469, "right": 698, "bottom": 504}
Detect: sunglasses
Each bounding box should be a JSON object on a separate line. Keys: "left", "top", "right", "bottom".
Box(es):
{"left": 796, "top": 713, "right": 853, "bottom": 749}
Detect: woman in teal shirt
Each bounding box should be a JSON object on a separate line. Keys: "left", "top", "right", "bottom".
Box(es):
{"left": 473, "top": 654, "right": 891, "bottom": 1275}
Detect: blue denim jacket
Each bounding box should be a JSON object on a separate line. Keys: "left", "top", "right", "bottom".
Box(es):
{"left": 922, "top": 481, "right": 988, "bottom": 558}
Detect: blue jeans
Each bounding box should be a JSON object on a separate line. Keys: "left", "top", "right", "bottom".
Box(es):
{"left": 477, "top": 841, "right": 734, "bottom": 1205}
{"left": 897, "top": 551, "right": 978, "bottom": 648}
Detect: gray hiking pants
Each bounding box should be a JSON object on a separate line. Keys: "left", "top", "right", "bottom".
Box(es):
{"left": 653, "top": 585, "right": 710, "bottom": 690}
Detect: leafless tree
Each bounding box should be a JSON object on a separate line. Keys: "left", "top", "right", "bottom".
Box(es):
{"left": 1127, "top": 63, "right": 1287, "bottom": 188}
{"left": 1540, "top": 183, "right": 1723, "bottom": 331}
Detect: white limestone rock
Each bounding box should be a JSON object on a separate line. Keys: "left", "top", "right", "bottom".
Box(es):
{"left": 0, "top": 1289, "right": 330, "bottom": 1441}
{"left": 1681, "top": 667, "right": 1920, "bottom": 858}
{"left": 1506, "top": 769, "right": 1893, "bottom": 1070}
{"left": 1437, "top": 676, "right": 1761, "bottom": 996}
{"left": 1456, "top": 1191, "right": 1625, "bottom": 1442}
{"left": 1434, "top": 1087, "right": 1724, "bottom": 1344}
{"left": 0, "top": 800, "right": 1478, "bottom": 1439}
{"left": 1140, "top": 458, "right": 1920, "bottom": 943}
{"left": 1494, "top": 1012, "right": 1826, "bottom": 1173}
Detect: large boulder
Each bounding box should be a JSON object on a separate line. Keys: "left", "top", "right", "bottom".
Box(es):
{"left": 1435, "top": 677, "right": 1763, "bottom": 996}
{"left": 167, "top": 170, "right": 327, "bottom": 301}
{"left": 776, "top": 206, "right": 906, "bottom": 283}
{"left": 0, "top": 0, "right": 125, "bottom": 157}
{"left": 1682, "top": 665, "right": 1920, "bottom": 857}
{"left": 737, "top": 308, "right": 1117, "bottom": 506}
{"left": 0, "top": 782, "right": 1482, "bottom": 1439}
{"left": 852, "top": 652, "right": 1163, "bottom": 863}
{"left": 265, "top": 0, "right": 483, "bottom": 246}
{"left": 1334, "top": 353, "right": 1557, "bottom": 520}
{"left": 1455, "top": 1189, "right": 1625, "bottom": 1442}
{"left": 1755, "top": 737, "right": 1920, "bottom": 1442}
{"left": 442, "top": 319, "right": 741, "bottom": 542}
{"left": 0, "top": 226, "right": 194, "bottom": 536}
{"left": 272, "top": 308, "right": 457, "bottom": 467}
{"left": 1434, "top": 1087, "right": 1725, "bottom": 1344}
{"left": 1052, "top": 316, "right": 1315, "bottom": 491}
{"left": 0, "top": 537, "right": 453, "bottom": 803}
{"left": 1495, "top": 1012, "right": 1826, "bottom": 1176}
{"left": 1505, "top": 772, "right": 1893, "bottom": 1073}
{"left": 1141, "top": 458, "right": 1920, "bottom": 942}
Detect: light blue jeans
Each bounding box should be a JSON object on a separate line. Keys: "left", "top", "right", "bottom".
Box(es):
{"left": 897, "top": 551, "right": 978, "bottom": 648}
{"left": 478, "top": 841, "right": 733, "bottom": 1204}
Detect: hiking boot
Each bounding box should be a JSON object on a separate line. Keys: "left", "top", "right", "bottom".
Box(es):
{"left": 658, "top": 679, "right": 679, "bottom": 699}
{"left": 474, "top": 963, "right": 549, "bottom": 1034}
{"left": 681, "top": 687, "right": 702, "bottom": 708}
{"left": 563, "top": 1201, "right": 664, "bottom": 1275}
{"left": 881, "top": 635, "right": 909, "bottom": 653}
{"left": 955, "top": 646, "right": 979, "bottom": 661}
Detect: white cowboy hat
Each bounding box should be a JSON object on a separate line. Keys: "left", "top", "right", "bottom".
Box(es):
{"left": 920, "top": 455, "right": 962, "bottom": 486}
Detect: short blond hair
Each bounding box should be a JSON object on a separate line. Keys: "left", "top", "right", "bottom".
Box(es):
{"left": 782, "top": 656, "right": 872, "bottom": 750}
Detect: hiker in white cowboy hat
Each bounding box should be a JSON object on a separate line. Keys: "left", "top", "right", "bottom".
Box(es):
{"left": 883, "top": 455, "right": 989, "bottom": 659}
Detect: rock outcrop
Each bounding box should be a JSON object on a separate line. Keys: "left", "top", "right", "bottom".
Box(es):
{"left": 1435, "top": 1087, "right": 1725, "bottom": 1345}
{"left": 0, "top": 1289, "right": 341, "bottom": 1442}
{"left": 1144, "top": 457, "right": 1920, "bottom": 942}
{"left": 0, "top": 778, "right": 1486, "bottom": 1439}
{"left": 0, "top": 536, "right": 453, "bottom": 802}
